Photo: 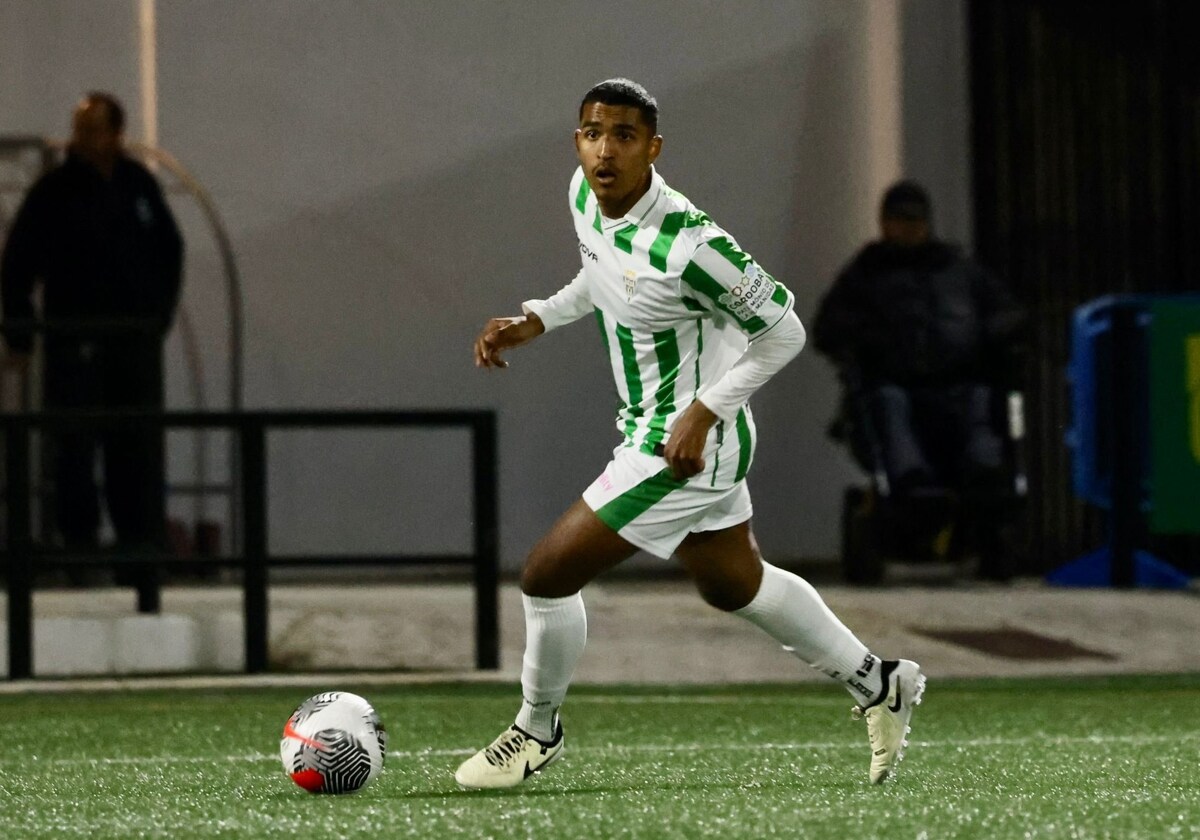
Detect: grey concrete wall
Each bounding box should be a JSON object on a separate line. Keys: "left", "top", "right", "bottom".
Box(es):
{"left": 900, "top": 0, "right": 973, "bottom": 250}
{"left": 0, "top": 0, "right": 971, "bottom": 569}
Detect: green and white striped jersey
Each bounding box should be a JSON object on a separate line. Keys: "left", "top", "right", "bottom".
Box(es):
{"left": 524, "top": 166, "right": 795, "bottom": 474}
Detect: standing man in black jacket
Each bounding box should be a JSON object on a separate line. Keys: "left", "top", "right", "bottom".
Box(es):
{"left": 813, "top": 180, "right": 1023, "bottom": 503}
{"left": 1, "top": 92, "right": 183, "bottom": 606}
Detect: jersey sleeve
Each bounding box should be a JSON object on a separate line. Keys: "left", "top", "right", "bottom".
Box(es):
{"left": 679, "top": 232, "right": 795, "bottom": 340}
{"left": 522, "top": 268, "right": 591, "bottom": 332}
{"left": 697, "top": 309, "right": 806, "bottom": 423}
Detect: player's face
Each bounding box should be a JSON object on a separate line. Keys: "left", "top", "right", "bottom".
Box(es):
{"left": 575, "top": 102, "right": 662, "bottom": 218}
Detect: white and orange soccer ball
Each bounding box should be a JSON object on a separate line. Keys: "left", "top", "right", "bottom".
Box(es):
{"left": 280, "top": 691, "right": 387, "bottom": 794}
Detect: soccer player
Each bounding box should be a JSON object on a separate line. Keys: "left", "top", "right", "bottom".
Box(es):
{"left": 457, "top": 79, "right": 924, "bottom": 789}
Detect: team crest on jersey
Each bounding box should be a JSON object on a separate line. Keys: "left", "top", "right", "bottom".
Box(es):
{"left": 623, "top": 269, "right": 638, "bottom": 302}
{"left": 718, "top": 262, "right": 775, "bottom": 321}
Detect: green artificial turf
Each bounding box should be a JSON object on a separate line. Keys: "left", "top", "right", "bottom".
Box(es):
{"left": 2, "top": 675, "right": 1197, "bottom": 839}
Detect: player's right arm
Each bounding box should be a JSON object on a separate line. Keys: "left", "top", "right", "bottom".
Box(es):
{"left": 474, "top": 268, "right": 592, "bottom": 369}
{"left": 474, "top": 313, "right": 545, "bottom": 369}
{"left": 520, "top": 267, "right": 591, "bottom": 331}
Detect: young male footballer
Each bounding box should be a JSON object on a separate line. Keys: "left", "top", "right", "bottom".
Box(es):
{"left": 459, "top": 79, "right": 924, "bottom": 789}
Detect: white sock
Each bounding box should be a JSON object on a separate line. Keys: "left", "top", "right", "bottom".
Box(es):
{"left": 734, "top": 562, "right": 882, "bottom": 705}
{"left": 515, "top": 592, "right": 587, "bottom": 741}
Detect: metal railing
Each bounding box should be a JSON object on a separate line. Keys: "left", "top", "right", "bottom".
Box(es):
{"left": 1, "top": 409, "right": 499, "bottom": 679}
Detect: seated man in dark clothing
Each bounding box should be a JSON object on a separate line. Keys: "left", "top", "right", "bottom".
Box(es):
{"left": 813, "top": 181, "right": 1025, "bottom": 503}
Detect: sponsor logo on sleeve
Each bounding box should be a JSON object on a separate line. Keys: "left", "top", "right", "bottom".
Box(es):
{"left": 717, "top": 263, "right": 776, "bottom": 321}
{"left": 579, "top": 241, "right": 598, "bottom": 262}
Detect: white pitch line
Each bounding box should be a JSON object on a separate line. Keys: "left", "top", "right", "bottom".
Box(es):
{"left": 41, "top": 753, "right": 279, "bottom": 767}
{"left": 570, "top": 694, "right": 847, "bottom": 705}
{"left": 34, "top": 731, "right": 1199, "bottom": 768}
{"left": 566, "top": 732, "right": 1200, "bottom": 754}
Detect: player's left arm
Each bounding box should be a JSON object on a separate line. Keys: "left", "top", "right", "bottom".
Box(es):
{"left": 663, "top": 236, "right": 804, "bottom": 477}
{"left": 665, "top": 312, "right": 805, "bottom": 476}
{"left": 694, "top": 310, "right": 805, "bottom": 420}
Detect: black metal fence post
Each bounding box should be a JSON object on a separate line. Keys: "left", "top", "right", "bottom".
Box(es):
{"left": 5, "top": 419, "right": 33, "bottom": 679}
{"left": 240, "top": 418, "right": 269, "bottom": 673}
{"left": 472, "top": 413, "right": 499, "bottom": 670}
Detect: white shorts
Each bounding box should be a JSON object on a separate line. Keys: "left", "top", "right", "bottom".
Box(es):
{"left": 582, "top": 445, "right": 753, "bottom": 559}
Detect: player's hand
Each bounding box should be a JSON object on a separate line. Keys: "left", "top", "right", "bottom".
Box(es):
{"left": 660, "top": 400, "right": 719, "bottom": 479}
{"left": 474, "top": 314, "right": 545, "bottom": 369}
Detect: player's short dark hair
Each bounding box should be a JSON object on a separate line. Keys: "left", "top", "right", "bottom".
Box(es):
{"left": 83, "top": 91, "right": 126, "bottom": 133}
{"left": 580, "top": 78, "right": 659, "bottom": 134}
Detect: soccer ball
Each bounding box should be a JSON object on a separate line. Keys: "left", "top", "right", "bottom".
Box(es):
{"left": 280, "top": 691, "right": 388, "bottom": 794}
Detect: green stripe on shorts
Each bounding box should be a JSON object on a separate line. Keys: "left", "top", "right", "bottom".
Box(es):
{"left": 595, "top": 468, "right": 687, "bottom": 532}
{"left": 710, "top": 420, "right": 724, "bottom": 487}
{"left": 734, "top": 407, "right": 753, "bottom": 481}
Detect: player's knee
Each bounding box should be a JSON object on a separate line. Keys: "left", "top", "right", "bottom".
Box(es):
{"left": 520, "top": 569, "right": 555, "bottom": 597}
{"left": 694, "top": 576, "right": 756, "bottom": 612}
{"left": 519, "top": 556, "right": 578, "bottom": 598}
